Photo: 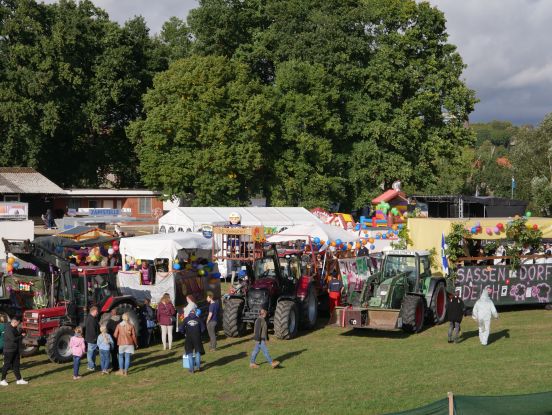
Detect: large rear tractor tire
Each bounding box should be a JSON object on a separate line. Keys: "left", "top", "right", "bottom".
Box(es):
{"left": 274, "top": 301, "right": 299, "bottom": 340}
{"left": 223, "top": 298, "right": 246, "bottom": 338}
{"left": 400, "top": 295, "right": 425, "bottom": 333}
{"left": 429, "top": 283, "right": 447, "bottom": 325}
{"left": 46, "top": 326, "right": 74, "bottom": 363}
{"left": 301, "top": 286, "right": 318, "bottom": 329}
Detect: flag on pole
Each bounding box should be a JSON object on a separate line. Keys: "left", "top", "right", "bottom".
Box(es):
{"left": 441, "top": 232, "right": 449, "bottom": 275}
{"left": 511, "top": 177, "right": 516, "bottom": 190}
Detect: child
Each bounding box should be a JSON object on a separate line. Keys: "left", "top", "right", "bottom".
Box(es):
{"left": 69, "top": 327, "right": 86, "bottom": 380}
{"left": 97, "top": 326, "right": 114, "bottom": 374}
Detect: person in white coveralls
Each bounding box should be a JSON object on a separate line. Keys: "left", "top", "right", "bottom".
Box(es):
{"left": 472, "top": 288, "right": 498, "bottom": 345}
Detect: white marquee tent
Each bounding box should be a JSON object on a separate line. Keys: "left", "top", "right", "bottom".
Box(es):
{"left": 268, "top": 223, "right": 358, "bottom": 244}
{"left": 119, "top": 232, "right": 212, "bottom": 265}
{"left": 158, "top": 207, "right": 323, "bottom": 233}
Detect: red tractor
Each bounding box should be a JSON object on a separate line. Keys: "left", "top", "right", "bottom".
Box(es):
{"left": 2, "top": 237, "right": 141, "bottom": 363}
{"left": 215, "top": 227, "right": 325, "bottom": 339}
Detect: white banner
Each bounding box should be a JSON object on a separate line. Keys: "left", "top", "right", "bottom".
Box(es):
{"left": 116, "top": 271, "right": 175, "bottom": 305}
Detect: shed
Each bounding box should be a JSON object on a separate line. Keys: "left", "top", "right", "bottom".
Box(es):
{"left": 56, "top": 226, "right": 114, "bottom": 242}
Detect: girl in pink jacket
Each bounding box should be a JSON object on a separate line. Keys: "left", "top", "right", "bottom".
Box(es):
{"left": 69, "top": 326, "right": 86, "bottom": 380}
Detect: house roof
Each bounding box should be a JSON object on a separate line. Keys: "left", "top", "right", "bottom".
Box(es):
{"left": 0, "top": 167, "right": 65, "bottom": 195}
{"left": 372, "top": 189, "right": 408, "bottom": 204}
{"left": 64, "top": 189, "right": 162, "bottom": 198}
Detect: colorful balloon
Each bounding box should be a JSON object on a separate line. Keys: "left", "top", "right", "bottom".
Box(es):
{"left": 526, "top": 211, "right": 532, "bottom": 218}
{"left": 173, "top": 263, "right": 181, "bottom": 270}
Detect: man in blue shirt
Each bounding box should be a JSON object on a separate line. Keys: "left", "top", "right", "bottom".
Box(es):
{"left": 206, "top": 292, "right": 220, "bottom": 351}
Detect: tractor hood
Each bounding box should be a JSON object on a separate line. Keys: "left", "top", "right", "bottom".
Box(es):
{"left": 250, "top": 278, "right": 279, "bottom": 296}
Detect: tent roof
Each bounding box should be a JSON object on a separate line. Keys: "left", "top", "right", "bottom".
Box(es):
{"left": 268, "top": 223, "right": 358, "bottom": 243}
{"left": 119, "top": 232, "right": 212, "bottom": 261}
{"left": 158, "top": 207, "right": 322, "bottom": 229}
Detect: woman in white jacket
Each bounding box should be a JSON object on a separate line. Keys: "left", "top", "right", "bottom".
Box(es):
{"left": 472, "top": 288, "right": 499, "bottom": 345}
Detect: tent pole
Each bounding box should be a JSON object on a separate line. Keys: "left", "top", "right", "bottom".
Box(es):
{"left": 448, "top": 391, "right": 454, "bottom": 415}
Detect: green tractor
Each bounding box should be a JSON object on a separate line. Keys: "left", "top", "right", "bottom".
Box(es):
{"left": 335, "top": 250, "right": 447, "bottom": 333}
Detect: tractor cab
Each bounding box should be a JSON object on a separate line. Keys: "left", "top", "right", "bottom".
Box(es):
{"left": 381, "top": 251, "right": 432, "bottom": 292}
{"left": 69, "top": 266, "right": 120, "bottom": 314}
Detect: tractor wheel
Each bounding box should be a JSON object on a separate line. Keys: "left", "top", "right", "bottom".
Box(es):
{"left": 20, "top": 345, "right": 40, "bottom": 358}
{"left": 301, "top": 286, "right": 318, "bottom": 329}
{"left": 274, "top": 301, "right": 299, "bottom": 340}
{"left": 223, "top": 298, "right": 246, "bottom": 338}
{"left": 400, "top": 295, "right": 425, "bottom": 333}
{"left": 429, "top": 283, "right": 447, "bottom": 325}
{"left": 46, "top": 326, "right": 74, "bottom": 363}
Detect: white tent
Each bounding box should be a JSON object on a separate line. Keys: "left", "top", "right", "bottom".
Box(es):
{"left": 119, "top": 232, "right": 212, "bottom": 264}
{"left": 268, "top": 223, "right": 358, "bottom": 243}
{"left": 158, "top": 207, "right": 322, "bottom": 233}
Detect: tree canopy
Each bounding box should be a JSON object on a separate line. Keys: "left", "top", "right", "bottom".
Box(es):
{"left": 0, "top": 0, "right": 167, "bottom": 187}
{"left": 133, "top": 0, "right": 477, "bottom": 208}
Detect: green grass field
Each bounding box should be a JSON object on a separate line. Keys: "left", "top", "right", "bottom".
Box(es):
{"left": 1, "top": 308, "right": 551, "bottom": 415}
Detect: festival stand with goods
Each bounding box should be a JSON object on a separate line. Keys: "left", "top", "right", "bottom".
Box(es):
{"left": 117, "top": 232, "right": 221, "bottom": 315}
{"left": 0, "top": 235, "right": 143, "bottom": 363}
{"left": 414, "top": 213, "right": 552, "bottom": 310}
{"left": 332, "top": 250, "right": 448, "bottom": 333}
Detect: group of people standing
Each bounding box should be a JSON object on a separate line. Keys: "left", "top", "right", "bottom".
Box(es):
{"left": 70, "top": 305, "right": 138, "bottom": 379}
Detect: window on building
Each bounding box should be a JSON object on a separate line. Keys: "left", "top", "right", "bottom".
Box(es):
{"left": 3, "top": 194, "right": 20, "bottom": 202}
{"left": 88, "top": 200, "right": 98, "bottom": 209}
{"left": 139, "top": 197, "right": 152, "bottom": 214}
{"left": 67, "top": 199, "right": 80, "bottom": 210}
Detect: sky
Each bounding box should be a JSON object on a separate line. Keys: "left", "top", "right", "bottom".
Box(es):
{"left": 42, "top": 0, "right": 552, "bottom": 126}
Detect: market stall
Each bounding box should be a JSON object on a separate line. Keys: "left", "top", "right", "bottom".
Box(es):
{"left": 117, "top": 232, "right": 219, "bottom": 306}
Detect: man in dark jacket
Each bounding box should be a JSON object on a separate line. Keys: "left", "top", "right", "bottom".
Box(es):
{"left": 446, "top": 291, "right": 465, "bottom": 343}
{"left": 1, "top": 317, "right": 28, "bottom": 385}
{"left": 250, "top": 309, "right": 279, "bottom": 369}
{"left": 180, "top": 310, "right": 205, "bottom": 373}
{"left": 85, "top": 306, "right": 100, "bottom": 371}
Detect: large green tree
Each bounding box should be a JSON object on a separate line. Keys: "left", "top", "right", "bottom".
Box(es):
{"left": 128, "top": 56, "right": 275, "bottom": 205}
{"left": 0, "top": 0, "right": 166, "bottom": 187}
{"left": 182, "top": 0, "right": 477, "bottom": 209}
{"left": 511, "top": 115, "right": 552, "bottom": 214}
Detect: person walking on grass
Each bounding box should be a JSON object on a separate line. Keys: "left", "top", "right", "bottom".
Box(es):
{"left": 113, "top": 312, "right": 138, "bottom": 376}
{"left": 157, "top": 293, "right": 175, "bottom": 351}
{"left": 250, "top": 309, "right": 279, "bottom": 369}
{"left": 97, "top": 326, "right": 114, "bottom": 374}
{"left": 206, "top": 292, "right": 219, "bottom": 351}
{"left": 446, "top": 291, "right": 464, "bottom": 343}
{"left": 180, "top": 309, "right": 205, "bottom": 374}
{"left": 472, "top": 287, "right": 499, "bottom": 346}
{"left": 85, "top": 306, "right": 100, "bottom": 371}
{"left": 69, "top": 326, "right": 86, "bottom": 380}
{"left": 0, "top": 317, "right": 28, "bottom": 386}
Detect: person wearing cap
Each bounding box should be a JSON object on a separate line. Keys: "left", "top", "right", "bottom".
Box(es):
{"left": 327, "top": 270, "right": 344, "bottom": 315}
{"left": 1, "top": 317, "right": 28, "bottom": 386}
